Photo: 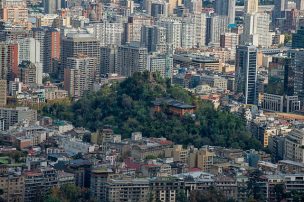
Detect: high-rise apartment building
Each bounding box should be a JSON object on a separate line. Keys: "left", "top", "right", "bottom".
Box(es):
{"left": 0, "top": 107, "right": 37, "bottom": 130}
{"left": 288, "top": 49, "right": 304, "bottom": 104}
{"left": 285, "top": 128, "right": 304, "bottom": 163}
{"left": 45, "top": 28, "right": 60, "bottom": 73}
{"left": 235, "top": 45, "right": 258, "bottom": 105}
{"left": 215, "top": 0, "right": 236, "bottom": 24}
{"left": 32, "top": 28, "right": 47, "bottom": 71}
{"left": 220, "top": 32, "right": 239, "bottom": 60}
{"left": 61, "top": 33, "right": 100, "bottom": 77}
{"left": 0, "top": 172, "right": 25, "bottom": 202}
{"left": 123, "top": 15, "right": 153, "bottom": 44}
{"left": 0, "top": 28, "right": 30, "bottom": 42}
{"left": 0, "top": 80, "right": 6, "bottom": 107}
{"left": 206, "top": 15, "right": 229, "bottom": 45}
{"left": 141, "top": 25, "right": 167, "bottom": 53}
{"left": 242, "top": 13, "right": 274, "bottom": 48}
{"left": 64, "top": 55, "right": 99, "bottom": 99}
{"left": 18, "top": 37, "right": 41, "bottom": 65}
{"left": 167, "top": 0, "right": 182, "bottom": 15}
{"left": 0, "top": 0, "right": 28, "bottom": 26}
{"left": 100, "top": 45, "right": 118, "bottom": 75}
{"left": 193, "top": 13, "right": 207, "bottom": 48}
{"left": 157, "top": 18, "right": 182, "bottom": 50}
{"left": 18, "top": 61, "right": 43, "bottom": 85}
{"left": 0, "top": 42, "right": 19, "bottom": 81}
{"left": 31, "top": 27, "right": 61, "bottom": 73}
{"left": 150, "top": 2, "right": 166, "bottom": 17}
{"left": 244, "top": 0, "right": 258, "bottom": 14}
{"left": 117, "top": 44, "right": 148, "bottom": 77}
{"left": 181, "top": 18, "right": 196, "bottom": 48}
{"left": 24, "top": 168, "right": 58, "bottom": 202}
{"left": 91, "top": 22, "right": 124, "bottom": 46}
{"left": 147, "top": 54, "right": 173, "bottom": 78}
{"left": 44, "top": 0, "right": 61, "bottom": 14}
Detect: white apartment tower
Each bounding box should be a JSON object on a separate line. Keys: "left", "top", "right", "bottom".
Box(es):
{"left": 64, "top": 56, "right": 99, "bottom": 99}
{"left": 242, "top": 13, "right": 274, "bottom": 48}
{"left": 18, "top": 38, "right": 41, "bottom": 65}
{"left": 181, "top": 19, "right": 196, "bottom": 48}
{"left": 157, "top": 19, "right": 182, "bottom": 50}
{"left": 117, "top": 44, "right": 148, "bottom": 77}
{"left": 91, "top": 22, "right": 124, "bottom": 46}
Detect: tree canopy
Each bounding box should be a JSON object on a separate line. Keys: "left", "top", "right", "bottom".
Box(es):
{"left": 42, "top": 72, "right": 261, "bottom": 150}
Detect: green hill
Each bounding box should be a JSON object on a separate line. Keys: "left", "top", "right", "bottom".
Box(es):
{"left": 42, "top": 72, "right": 261, "bottom": 150}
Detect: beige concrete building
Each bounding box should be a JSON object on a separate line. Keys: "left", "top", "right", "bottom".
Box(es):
{"left": 189, "top": 146, "right": 215, "bottom": 172}
{"left": 285, "top": 128, "right": 304, "bottom": 163}
{"left": 0, "top": 173, "right": 25, "bottom": 202}
{"left": 0, "top": 80, "right": 7, "bottom": 107}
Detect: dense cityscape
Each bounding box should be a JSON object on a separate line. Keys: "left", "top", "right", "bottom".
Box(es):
{"left": 0, "top": 0, "right": 304, "bottom": 201}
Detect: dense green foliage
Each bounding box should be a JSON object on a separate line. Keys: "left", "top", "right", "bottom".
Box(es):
{"left": 190, "top": 186, "right": 235, "bottom": 202}
{"left": 42, "top": 72, "right": 261, "bottom": 150}
{"left": 45, "top": 184, "right": 93, "bottom": 202}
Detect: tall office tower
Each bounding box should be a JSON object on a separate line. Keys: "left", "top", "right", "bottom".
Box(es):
{"left": 151, "top": 2, "right": 166, "bottom": 17}
{"left": 117, "top": 44, "right": 148, "bottom": 77}
{"left": 0, "top": 80, "right": 7, "bottom": 107}
{"left": 157, "top": 19, "right": 182, "bottom": 50}
{"left": 18, "top": 61, "right": 43, "bottom": 85}
{"left": 220, "top": 32, "right": 239, "bottom": 61}
{"left": 100, "top": 45, "right": 118, "bottom": 75}
{"left": 235, "top": 45, "right": 258, "bottom": 105}
{"left": 61, "top": 33, "right": 100, "bottom": 77}
{"left": 269, "top": 56, "right": 295, "bottom": 96}
{"left": 147, "top": 54, "right": 173, "bottom": 78}
{"left": 0, "top": 0, "right": 28, "bottom": 26}
{"left": 283, "top": 9, "right": 298, "bottom": 32}
{"left": 44, "top": 0, "right": 61, "bottom": 14}
{"left": 91, "top": 22, "right": 124, "bottom": 46}
{"left": 141, "top": 25, "right": 167, "bottom": 53}
{"left": 123, "top": 15, "right": 153, "bottom": 44}
{"left": 244, "top": 0, "right": 258, "bottom": 14}
{"left": 45, "top": 28, "right": 60, "bottom": 74}
{"left": 292, "top": 27, "right": 304, "bottom": 48}
{"left": 242, "top": 13, "right": 274, "bottom": 47}
{"left": 215, "top": 0, "right": 236, "bottom": 24}
{"left": 181, "top": 19, "right": 196, "bottom": 48}
{"left": 18, "top": 38, "right": 41, "bottom": 65}
{"left": 273, "top": 0, "right": 288, "bottom": 19}
{"left": 296, "top": 0, "right": 304, "bottom": 10}
{"left": 206, "top": 15, "right": 229, "bottom": 45}
{"left": 288, "top": 49, "right": 304, "bottom": 103}
{"left": 0, "top": 42, "right": 19, "bottom": 81}
{"left": 64, "top": 56, "right": 99, "bottom": 99}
